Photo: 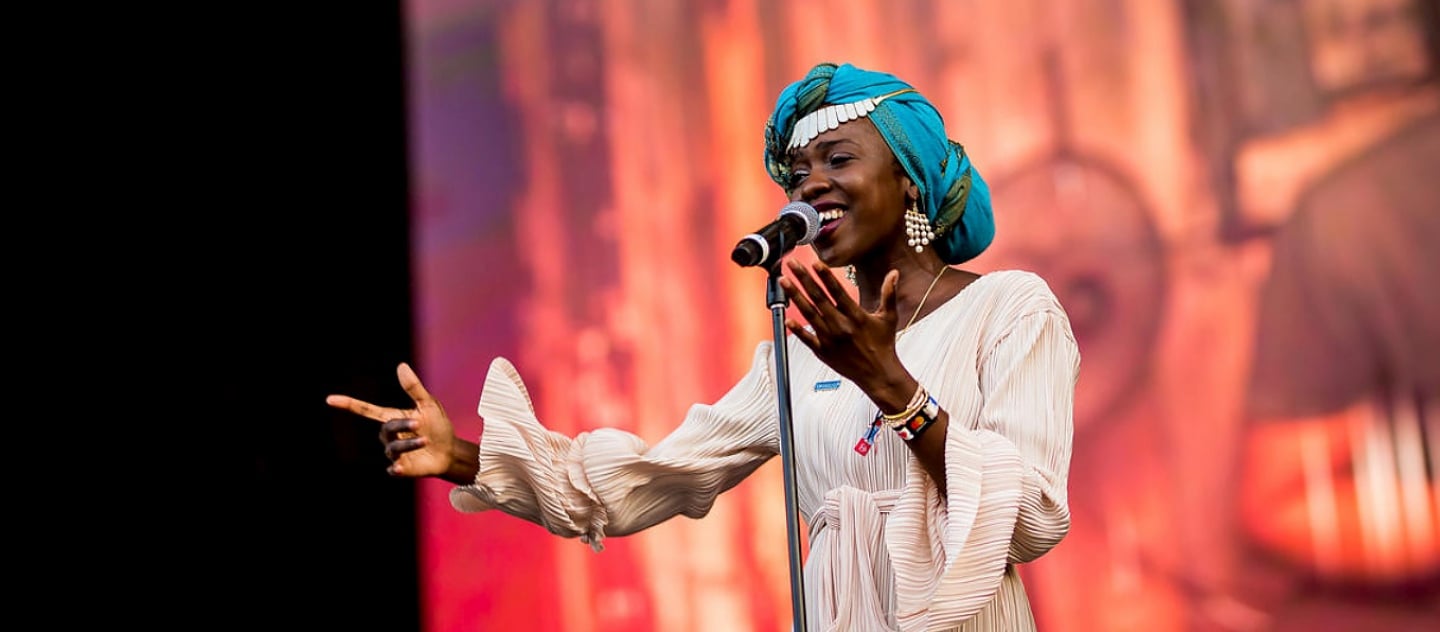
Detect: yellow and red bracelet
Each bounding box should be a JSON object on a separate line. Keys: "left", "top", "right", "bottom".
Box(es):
{"left": 878, "top": 384, "right": 928, "bottom": 426}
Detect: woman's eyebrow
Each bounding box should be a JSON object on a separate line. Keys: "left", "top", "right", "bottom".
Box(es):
{"left": 788, "top": 137, "right": 859, "bottom": 161}
{"left": 812, "top": 138, "right": 858, "bottom": 152}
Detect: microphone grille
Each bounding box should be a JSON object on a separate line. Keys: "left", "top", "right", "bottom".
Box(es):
{"left": 780, "top": 201, "right": 821, "bottom": 245}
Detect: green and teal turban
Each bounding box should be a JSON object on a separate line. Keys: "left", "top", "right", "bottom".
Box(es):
{"left": 763, "top": 62, "right": 994, "bottom": 264}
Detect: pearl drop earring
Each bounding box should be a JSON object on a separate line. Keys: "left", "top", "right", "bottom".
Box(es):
{"left": 904, "top": 200, "right": 934, "bottom": 253}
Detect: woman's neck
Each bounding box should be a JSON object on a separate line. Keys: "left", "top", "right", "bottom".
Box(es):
{"left": 853, "top": 250, "right": 950, "bottom": 317}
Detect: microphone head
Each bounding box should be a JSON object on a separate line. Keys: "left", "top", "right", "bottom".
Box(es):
{"left": 779, "top": 201, "right": 821, "bottom": 245}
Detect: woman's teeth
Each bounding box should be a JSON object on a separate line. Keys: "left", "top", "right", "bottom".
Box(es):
{"left": 819, "top": 209, "right": 845, "bottom": 223}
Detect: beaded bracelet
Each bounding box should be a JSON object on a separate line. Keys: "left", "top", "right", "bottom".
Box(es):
{"left": 856, "top": 384, "right": 941, "bottom": 455}
{"left": 878, "top": 384, "right": 928, "bottom": 426}
{"left": 889, "top": 395, "right": 940, "bottom": 442}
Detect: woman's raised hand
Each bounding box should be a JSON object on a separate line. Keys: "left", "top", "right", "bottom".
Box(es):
{"left": 780, "top": 260, "right": 908, "bottom": 392}
{"left": 326, "top": 362, "right": 458, "bottom": 479}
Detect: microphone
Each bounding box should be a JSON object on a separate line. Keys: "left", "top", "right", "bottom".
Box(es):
{"left": 731, "top": 201, "right": 821, "bottom": 268}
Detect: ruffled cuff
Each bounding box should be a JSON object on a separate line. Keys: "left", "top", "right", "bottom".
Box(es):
{"left": 449, "top": 357, "right": 609, "bottom": 551}
{"left": 886, "top": 428, "right": 1026, "bottom": 631}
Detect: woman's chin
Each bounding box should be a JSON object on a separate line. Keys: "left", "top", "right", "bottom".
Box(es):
{"left": 809, "top": 243, "right": 844, "bottom": 268}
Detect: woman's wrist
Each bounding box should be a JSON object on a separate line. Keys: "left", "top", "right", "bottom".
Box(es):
{"left": 443, "top": 438, "right": 481, "bottom": 485}
{"left": 863, "top": 368, "right": 919, "bottom": 415}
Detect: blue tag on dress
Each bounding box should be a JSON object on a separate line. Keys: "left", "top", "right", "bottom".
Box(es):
{"left": 814, "top": 379, "right": 841, "bottom": 392}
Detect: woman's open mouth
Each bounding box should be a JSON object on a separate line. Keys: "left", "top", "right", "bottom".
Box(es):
{"left": 816, "top": 208, "right": 847, "bottom": 241}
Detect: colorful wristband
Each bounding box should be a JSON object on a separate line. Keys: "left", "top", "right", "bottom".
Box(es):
{"left": 892, "top": 395, "right": 940, "bottom": 442}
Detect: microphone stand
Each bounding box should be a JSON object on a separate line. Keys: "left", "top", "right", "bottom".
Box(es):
{"left": 764, "top": 256, "right": 809, "bottom": 632}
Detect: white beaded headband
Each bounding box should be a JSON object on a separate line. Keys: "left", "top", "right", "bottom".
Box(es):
{"left": 786, "top": 88, "right": 916, "bottom": 150}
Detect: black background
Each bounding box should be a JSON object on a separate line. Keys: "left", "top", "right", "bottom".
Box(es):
{"left": 222, "top": 3, "right": 421, "bottom": 629}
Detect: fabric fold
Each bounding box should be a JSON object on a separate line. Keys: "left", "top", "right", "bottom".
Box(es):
{"left": 809, "top": 486, "right": 902, "bottom": 631}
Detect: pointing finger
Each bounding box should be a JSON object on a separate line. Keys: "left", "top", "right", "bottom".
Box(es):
{"left": 325, "top": 394, "right": 391, "bottom": 422}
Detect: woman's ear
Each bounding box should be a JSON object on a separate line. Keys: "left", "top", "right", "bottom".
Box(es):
{"left": 892, "top": 161, "right": 920, "bottom": 204}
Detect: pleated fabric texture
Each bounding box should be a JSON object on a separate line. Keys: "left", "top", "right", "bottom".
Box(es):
{"left": 452, "top": 270, "right": 1079, "bottom": 631}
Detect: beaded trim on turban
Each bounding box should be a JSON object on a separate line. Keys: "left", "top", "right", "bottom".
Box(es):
{"left": 786, "top": 88, "right": 916, "bottom": 150}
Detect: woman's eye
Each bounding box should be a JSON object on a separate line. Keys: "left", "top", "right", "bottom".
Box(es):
{"left": 828, "top": 154, "right": 853, "bottom": 167}
{"left": 788, "top": 170, "right": 809, "bottom": 187}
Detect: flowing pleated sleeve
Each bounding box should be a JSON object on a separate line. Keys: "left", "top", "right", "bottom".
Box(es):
{"left": 449, "top": 342, "right": 781, "bottom": 551}
{"left": 887, "top": 280, "right": 1079, "bottom": 631}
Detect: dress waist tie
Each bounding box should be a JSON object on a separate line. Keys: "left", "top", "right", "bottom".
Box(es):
{"left": 807, "top": 486, "right": 902, "bottom": 632}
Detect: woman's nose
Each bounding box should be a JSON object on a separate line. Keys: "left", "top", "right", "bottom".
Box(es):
{"left": 793, "top": 172, "right": 830, "bottom": 202}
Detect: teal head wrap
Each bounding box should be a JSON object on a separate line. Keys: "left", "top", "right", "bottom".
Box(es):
{"left": 764, "top": 62, "right": 994, "bottom": 264}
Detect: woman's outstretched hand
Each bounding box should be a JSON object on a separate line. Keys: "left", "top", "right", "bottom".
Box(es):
{"left": 326, "top": 362, "right": 466, "bottom": 480}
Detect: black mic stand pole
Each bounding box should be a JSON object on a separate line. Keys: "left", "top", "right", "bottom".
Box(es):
{"left": 764, "top": 252, "right": 809, "bottom": 632}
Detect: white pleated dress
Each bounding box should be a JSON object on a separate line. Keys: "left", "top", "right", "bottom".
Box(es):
{"left": 452, "top": 270, "right": 1079, "bottom": 631}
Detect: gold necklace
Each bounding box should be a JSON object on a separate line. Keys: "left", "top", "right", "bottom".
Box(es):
{"left": 898, "top": 266, "right": 947, "bottom": 336}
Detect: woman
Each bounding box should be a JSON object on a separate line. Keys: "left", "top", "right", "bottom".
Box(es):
{"left": 328, "top": 62, "right": 1079, "bottom": 631}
